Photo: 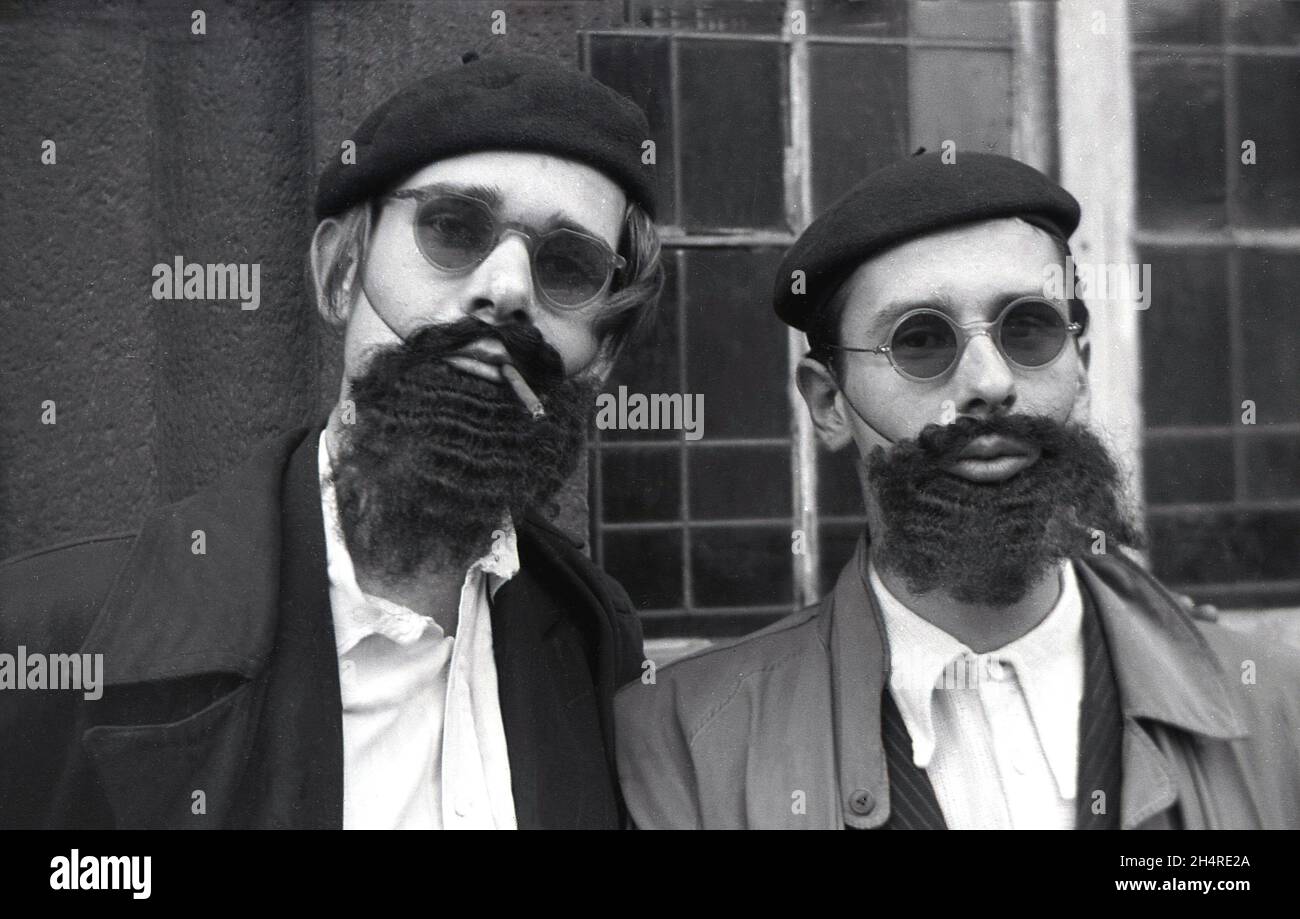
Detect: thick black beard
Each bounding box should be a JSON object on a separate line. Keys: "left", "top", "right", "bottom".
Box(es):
{"left": 866, "top": 414, "right": 1144, "bottom": 606}
{"left": 331, "top": 318, "right": 597, "bottom": 581}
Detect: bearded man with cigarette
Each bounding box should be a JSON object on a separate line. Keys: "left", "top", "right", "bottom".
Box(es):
{"left": 0, "top": 53, "right": 662, "bottom": 830}
{"left": 615, "top": 153, "right": 1300, "bottom": 830}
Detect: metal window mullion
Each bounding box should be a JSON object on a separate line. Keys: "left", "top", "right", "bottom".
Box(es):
{"left": 665, "top": 35, "right": 692, "bottom": 619}
{"left": 585, "top": 28, "right": 1015, "bottom": 51}
{"left": 605, "top": 517, "right": 800, "bottom": 531}
{"left": 785, "top": 0, "right": 819, "bottom": 609}
{"left": 1133, "top": 228, "right": 1300, "bottom": 247}
{"left": 1147, "top": 422, "right": 1300, "bottom": 438}
{"left": 1223, "top": 29, "right": 1249, "bottom": 505}
{"left": 1011, "top": 0, "right": 1058, "bottom": 175}
{"left": 676, "top": 250, "right": 693, "bottom": 615}
{"left": 669, "top": 34, "right": 685, "bottom": 235}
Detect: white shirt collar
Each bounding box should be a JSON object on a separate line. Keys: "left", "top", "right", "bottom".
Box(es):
{"left": 871, "top": 558, "right": 1084, "bottom": 799}
{"left": 318, "top": 431, "right": 519, "bottom": 657}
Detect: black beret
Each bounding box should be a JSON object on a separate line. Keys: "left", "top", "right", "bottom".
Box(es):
{"left": 774, "top": 152, "right": 1080, "bottom": 331}
{"left": 316, "top": 52, "right": 656, "bottom": 220}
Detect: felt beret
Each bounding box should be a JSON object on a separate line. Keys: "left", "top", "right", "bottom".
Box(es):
{"left": 774, "top": 152, "right": 1081, "bottom": 331}
{"left": 315, "top": 52, "right": 656, "bottom": 220}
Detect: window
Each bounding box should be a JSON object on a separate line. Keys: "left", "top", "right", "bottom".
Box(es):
{"left": 1133, "top": 0, "right": 1300, "bottom": 607}
{"left": 584, "top": 0, "right": 1054, "bottom": 638}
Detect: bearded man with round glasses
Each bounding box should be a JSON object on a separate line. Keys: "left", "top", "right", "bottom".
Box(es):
{"left": 1, "top": 53, "right": 662, "bottom": 830}
{"left": 615, "top": 152, "right": 1300, "bottom": 830}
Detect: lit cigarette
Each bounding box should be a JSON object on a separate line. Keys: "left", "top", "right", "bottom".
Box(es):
{"left": 501, "top": 363, "right": 545, "bottom": 419}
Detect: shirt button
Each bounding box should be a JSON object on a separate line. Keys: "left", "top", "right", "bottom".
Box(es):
{"left": 340, "top": 660, "right": 356, "bottom": 684}
{"left": 849, "top": 789, "right": 876, "bottom": 816}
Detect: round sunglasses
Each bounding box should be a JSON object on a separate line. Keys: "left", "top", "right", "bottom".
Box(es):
{"left": 385, "top": 188, "right": 626, "bottom": 310}
{"left": 825, "top": 296, "right": 1083, "bottom": 382}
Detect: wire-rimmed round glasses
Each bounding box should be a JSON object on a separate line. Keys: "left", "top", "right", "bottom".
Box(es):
{"left": 824, "top": 296, "right": 1083, "bottom": 382}
{"left": 385, "top": 188, "right": 626, "bottom": 311}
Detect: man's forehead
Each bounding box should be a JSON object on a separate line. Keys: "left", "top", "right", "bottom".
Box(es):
{"left": 839, "top": 217, "right": 1063, "bottom": 319}
{"left": 774, "top": 152, "right": 1080, "bottom": 332}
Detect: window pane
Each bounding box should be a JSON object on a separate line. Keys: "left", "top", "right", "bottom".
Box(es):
{"left": 676, "top": 39, "right": 785, "bottom": 231}
{"left": 1134, "top": 54, "right": 1226, "bottom": 230}
{"left": 683, "top": 248, "right": 791, "bottom": 438}
{"left": 1138, "top": 246, "right": 1232, "bottom": 426}
{"left": 910, "top": 0, "right": 1012, "bottom": 40}
{"left": 603, "top": 529, "right": 683, "bottom": 610}
{"left": 587, "top": 34, "right": 678, "bottom": 227}
{"left": 1150, "top": 509, "right": 1300, "bottom": 584}
{"left": 1129, "top": 0, "right": 1223, "bottom": 45}
{"left": 1234, "top": 56, "right": 1300, "bottom": 228}
{"left": 810, "top": 42, "right": 909, "bottom": 214}
{"left": 678, "top": 38, "right": 787, "bottom": 231}
{"left": 692, "top": 526, "right": 794, "bottom": 607}
{"left": 809, "top": 0, "right": 907, "bottom": 37}
{"left": 1227, "top": 0, "right": 1300, "bottom": 45}
{"left": 1143, "top": 435, "right": 1234, "bottom": 503}
{"left": 601, "top": 447, "right": 681, "bottom": 522}
{"left": 1243, "top": 434, "right": 1300, "bottom": 501}
{"left": 1239, "top": 249, "right": 1300, "bottom": 423}
{"left": 909, "top": 49, "right": 1013, "bottom": 156}
{"left": 689, "top": 444, "right": 790, "bottom": 519}
{"left": 601, "top": 250, "right": 680, "bottom": 442}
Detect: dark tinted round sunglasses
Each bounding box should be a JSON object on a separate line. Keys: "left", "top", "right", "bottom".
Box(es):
{"left": 826, "top": 296, "right": 1083, "bottom": 382}
{"left": 385, "top": 188, "right": 625, "bottom": 310}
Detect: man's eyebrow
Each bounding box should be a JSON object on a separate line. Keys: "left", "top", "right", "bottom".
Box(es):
{"left": 538, "top": 210, "right": 605, "bottom": 241}
{"left": 863, "top": 290, "right": 1048, "bottom": 337}
{"left": 392, "top": 185, "right": 605, "bottom": 241}
{"left": 401, "top": 181, "right": 504, "bottom": 209}
{"left": 863, "top": 296, "right": 951, "bottom": 337}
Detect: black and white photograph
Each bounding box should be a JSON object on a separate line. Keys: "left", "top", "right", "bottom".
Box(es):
{"left": 1, "top": 0, "right": 1297, "bottom": 869}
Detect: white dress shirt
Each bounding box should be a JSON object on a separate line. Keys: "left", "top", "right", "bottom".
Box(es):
{"left": 319, "top": 432, "right": 517, "bottom": 829}
{"left": 870, "top": 559, "right": 1085, "bottom": 829}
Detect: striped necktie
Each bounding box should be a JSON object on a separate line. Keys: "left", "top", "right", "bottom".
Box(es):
{"left": 1073, "top": 578, "right": 1123, "bottom": 829}
{"left": 880, "top": 687, "right": 948, "bottom": 829}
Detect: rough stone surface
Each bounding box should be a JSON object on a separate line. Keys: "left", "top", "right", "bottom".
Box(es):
{"left": 1, "top": 0, "right": 623, "bottom": 561}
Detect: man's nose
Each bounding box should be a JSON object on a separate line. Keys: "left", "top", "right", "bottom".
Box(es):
{"left": 466, "top": 234, "right": 535, "bottom": 325}
{"left": 950, "top": 332, "right": 1016, "bottom": 417}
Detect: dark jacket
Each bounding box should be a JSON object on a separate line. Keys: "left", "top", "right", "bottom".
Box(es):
{"left": 616, "top": 539, "right": 1300, "bottom": 829}
{"left": 0, "top": 424, "right": 645, "bottom": 829}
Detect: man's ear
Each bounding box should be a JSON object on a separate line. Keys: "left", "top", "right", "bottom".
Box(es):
{"left": 796, "top": 356, "right": 854, "bottom": 451}
{"left": 309, "top": 217, "right": 360, "bottom": 325}
{"left": 584, "top": 335, "right": 619, "bottom": 384}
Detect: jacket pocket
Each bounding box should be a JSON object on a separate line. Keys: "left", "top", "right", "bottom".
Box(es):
{"left": 82, "top": 680, "right": 257, "bottom": 829}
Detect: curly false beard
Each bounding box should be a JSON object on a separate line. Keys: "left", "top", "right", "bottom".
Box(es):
{"left": 331, "top": 320, "right": 597, "bottom": 580}
{"left": 866, "top": 414, "right": 1144, "bottom": 606}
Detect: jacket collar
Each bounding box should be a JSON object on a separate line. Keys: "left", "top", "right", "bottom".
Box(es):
{"left": 82, "top": 422, "right": 590, "bottom": 688}
{"left": 83, "top": 425, "right": 315, "bottom": 684}
{"left": 1073, "top": 552, "right": 1246, "bottom": 741}
{"left": 826, "top": 537, "right": 1248, "bottom": 830}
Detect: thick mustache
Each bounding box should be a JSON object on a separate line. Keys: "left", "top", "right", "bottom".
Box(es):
{"left": 914, "top": 414, "right": 1067, "bottom": 464}
{"left": 403, "top": 317, "right": 566, "bottom": 391}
